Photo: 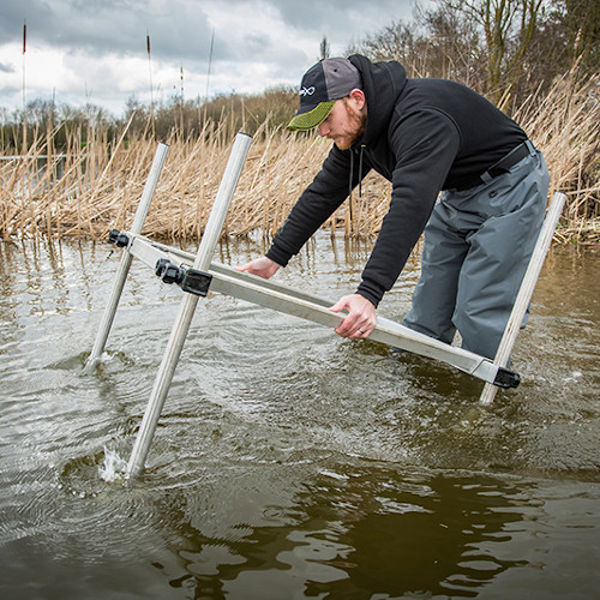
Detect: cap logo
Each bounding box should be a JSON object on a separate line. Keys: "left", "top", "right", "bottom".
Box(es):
{"left": 299, "top": 86, "right": 315, "bottom": 96}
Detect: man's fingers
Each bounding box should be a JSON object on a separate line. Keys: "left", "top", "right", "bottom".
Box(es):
{"left": 335, "top": 316, "right": 356, "bottom": 336}
{"left": 235, "top": 257, "right": 280, "bottom": 279}
{"left": 328, "top": 298, "right": 349, "bottom": 313}
{"left": 329, "top": 294, "right": 376, "bottom": 339}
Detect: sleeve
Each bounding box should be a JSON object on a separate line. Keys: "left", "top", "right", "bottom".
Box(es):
{"left": 266, "top": 144, "right": 372, "bottom": 267}
{"left": 356, "top": 109, "right": 460, "bottom": 307}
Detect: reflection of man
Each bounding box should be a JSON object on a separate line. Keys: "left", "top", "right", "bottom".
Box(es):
{"left": 238, "top": 55, "right": 550, "bottom": 359}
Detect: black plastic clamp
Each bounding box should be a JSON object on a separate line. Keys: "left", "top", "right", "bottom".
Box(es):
{"left": 154, "top": 259, "right": 212, "bottom": 297}
{"left": 179, "top": 268, "right": 213, "bottom": 297}
{"left": 155, "top": 258, "right": 184, "bottom": 284}
{"left": 108, "top": 229, "right": 130, "bottom": 248}
{"left": 493, "top": 367, "right": 521, "bottom": 389}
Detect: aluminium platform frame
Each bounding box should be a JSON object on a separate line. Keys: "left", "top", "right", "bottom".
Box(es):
{"left": 84, "top": 133, "right": 565, "bottom": 477}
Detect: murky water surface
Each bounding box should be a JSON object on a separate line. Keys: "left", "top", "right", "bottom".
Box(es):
{"left": 0, "top": 235, "right": 598, "bottom": 599}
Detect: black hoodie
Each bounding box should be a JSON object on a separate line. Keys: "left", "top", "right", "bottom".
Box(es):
{"left": 266, "top": 55, "right": 527, "bottom": 307}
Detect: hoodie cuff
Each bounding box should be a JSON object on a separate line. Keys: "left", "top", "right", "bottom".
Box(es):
{"left": 265, "top": 244, "right": 291, "bottom": 267}
{"left": 356, "top": 279, "right": 386, "bottom": 309}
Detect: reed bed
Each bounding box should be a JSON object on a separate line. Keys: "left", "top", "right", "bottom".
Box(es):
{"left": 513, "top": 67, "right": 600, "bottom": 245}
{"left": 1, "top": 71, "right": 598, "bottom": 244}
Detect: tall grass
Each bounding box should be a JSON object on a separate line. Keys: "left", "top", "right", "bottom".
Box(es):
{"left": 513, "top": 67, "right": 600, "bottom": 244}
{"left": 1, "top": 71, "right": 598, "bottom": 244}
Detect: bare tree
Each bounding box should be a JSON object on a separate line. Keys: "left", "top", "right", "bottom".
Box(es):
{"left": 443, "top": 0, "right": 545, "bottom": 101}
{"left": 415, "top": 3, "right": 485, "bottom": 85}
{"left": 348, "top": 0, "right": 591, "bottom": 109}
{"left": 562, "top": 0, "right": 600, "bottom": 72}
{"left": 320, "top": 36, "right": 330, "bottom": 60}
{"left": 350, "top": 9, "right": 485, "bottom": 88}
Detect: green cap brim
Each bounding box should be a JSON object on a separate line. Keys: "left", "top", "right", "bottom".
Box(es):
{"left": 287, "top": 100, "right": 335, "bottom": 131}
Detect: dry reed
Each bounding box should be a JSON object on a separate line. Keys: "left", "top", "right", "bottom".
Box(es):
{"left": 514, "top": 66, "right": 600, "bottom": 245}
{"left": 1, "top": 70, "right": 598, "bottom": 245}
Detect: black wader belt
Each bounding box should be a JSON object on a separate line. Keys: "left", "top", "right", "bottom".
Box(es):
{"left": 456, "top": 140, "right": 535, "bottom": 191}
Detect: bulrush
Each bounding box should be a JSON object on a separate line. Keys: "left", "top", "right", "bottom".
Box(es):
{"left": 0, "top": 71, "right": 598, "bottom": 244}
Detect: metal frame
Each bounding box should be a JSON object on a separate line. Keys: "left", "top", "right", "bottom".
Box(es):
{"left": 128, "top": 234, "right": 509, "bottom": 385}
{"left": 85, "top": 133, "right": 565, "bottom": 477}
{"left": 479, "top": 191, "right": 566, "bottom": 404}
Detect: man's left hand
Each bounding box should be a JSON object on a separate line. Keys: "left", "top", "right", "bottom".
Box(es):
{"left": 329, "top": 294, "right": 376, "bottom": 340}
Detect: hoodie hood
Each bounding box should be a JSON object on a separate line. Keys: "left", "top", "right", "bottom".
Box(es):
{"left": 347, "top": 54, "right": 407, "bottom": 149}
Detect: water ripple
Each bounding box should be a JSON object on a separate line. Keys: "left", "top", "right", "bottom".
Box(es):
{"left": 1, "top": 239, "right": 599, "bottom": 598}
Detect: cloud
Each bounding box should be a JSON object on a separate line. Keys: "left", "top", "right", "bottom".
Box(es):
{"left": 0, "top": 0, "right": 413, "bottom": 115}
{"left": 274, "top": 0, "right": 407, "bottom": 31}
{"left": 1, "top": 0, "right": 214, "bottom": 60}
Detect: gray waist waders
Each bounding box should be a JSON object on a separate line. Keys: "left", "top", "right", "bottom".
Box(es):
{"left": 402, "top": 141, "right": 550, "bottom": 360}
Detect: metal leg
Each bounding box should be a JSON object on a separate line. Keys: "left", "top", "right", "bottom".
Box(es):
{"left": 84, "top": 143, "right": 169, "bottom": 374}
{"left": 126, "top": 132, "right": 252, "bottom": 478}
{"left": 479, "top": 192, "right": 566, "bottom": 405}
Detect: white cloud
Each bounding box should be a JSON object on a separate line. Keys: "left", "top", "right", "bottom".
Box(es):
{"left": 0, "top": 0, "right": 414, "bottom": 117}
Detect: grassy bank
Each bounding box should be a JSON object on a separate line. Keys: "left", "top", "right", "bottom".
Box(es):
{"left": 1, "top": 72, "right": 598, "bottom": 245}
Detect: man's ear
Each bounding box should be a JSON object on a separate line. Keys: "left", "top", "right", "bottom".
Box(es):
{"left": 348, "top": 88, "right": 366, "bottom": 110}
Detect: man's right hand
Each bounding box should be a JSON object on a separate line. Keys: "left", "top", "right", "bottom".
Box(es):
{"left": 235, "top": 256, "right": 281, "bottom": 279}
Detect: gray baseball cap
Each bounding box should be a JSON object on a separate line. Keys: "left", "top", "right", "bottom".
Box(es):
{"left": 287, "top": 58, "right": 362, "bottom": 131}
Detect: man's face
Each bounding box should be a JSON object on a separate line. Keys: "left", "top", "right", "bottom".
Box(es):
{"left": 317, "top": 97, "right": 366, "bottom": 150}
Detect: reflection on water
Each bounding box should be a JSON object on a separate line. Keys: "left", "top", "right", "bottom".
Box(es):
{"left": 159, "top": 469, "right": 541, "bottom": 599}
{"left": 0, "top": 236, "right": 598, "bottom": 599}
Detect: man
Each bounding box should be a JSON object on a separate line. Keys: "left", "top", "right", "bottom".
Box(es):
{"left": 237, "top": 55, "right": 550, "bottom": 360}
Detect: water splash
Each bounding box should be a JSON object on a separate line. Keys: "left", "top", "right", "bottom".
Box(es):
{"left": 98, "top": 446, "right": 128, "bottom": 482}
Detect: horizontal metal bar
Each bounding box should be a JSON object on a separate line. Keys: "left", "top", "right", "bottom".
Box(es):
{"left": 127, "top": 234, "right": 503, "bottom": 385}
{"left": 131, "top": 236, "right": 333, "bottom": 308}
{"left": 207, "top": 268, "right": 498, "bottom": 383}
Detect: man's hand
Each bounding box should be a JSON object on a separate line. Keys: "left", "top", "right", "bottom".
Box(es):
{"left": 329, "top": 294, "right": 376, "bottom": 340}
{"left": 235, "top": 256, "right": 280, "bottom": 279}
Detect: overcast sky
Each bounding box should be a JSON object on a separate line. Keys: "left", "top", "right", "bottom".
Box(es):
{"left": 0, "top": 0, "right": 415, "bottom": 118}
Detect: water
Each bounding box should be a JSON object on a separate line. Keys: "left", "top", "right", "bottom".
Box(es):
{"left": 0, "top": 234, "right": 598, "bottom": 599}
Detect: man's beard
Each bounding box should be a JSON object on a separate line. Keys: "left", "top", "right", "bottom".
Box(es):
{"left": 335, "top": 102, "right": 366, "bottom": 150}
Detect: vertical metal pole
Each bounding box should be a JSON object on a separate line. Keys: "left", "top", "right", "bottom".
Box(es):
{"left": 480, "top": 192, "right": 566, "bottom": 405}
{"left": 84, "top": 143, "right": 169, "bottom": 374}
{"left": 126, "top": 132, "right": 252, "bottom": 478}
